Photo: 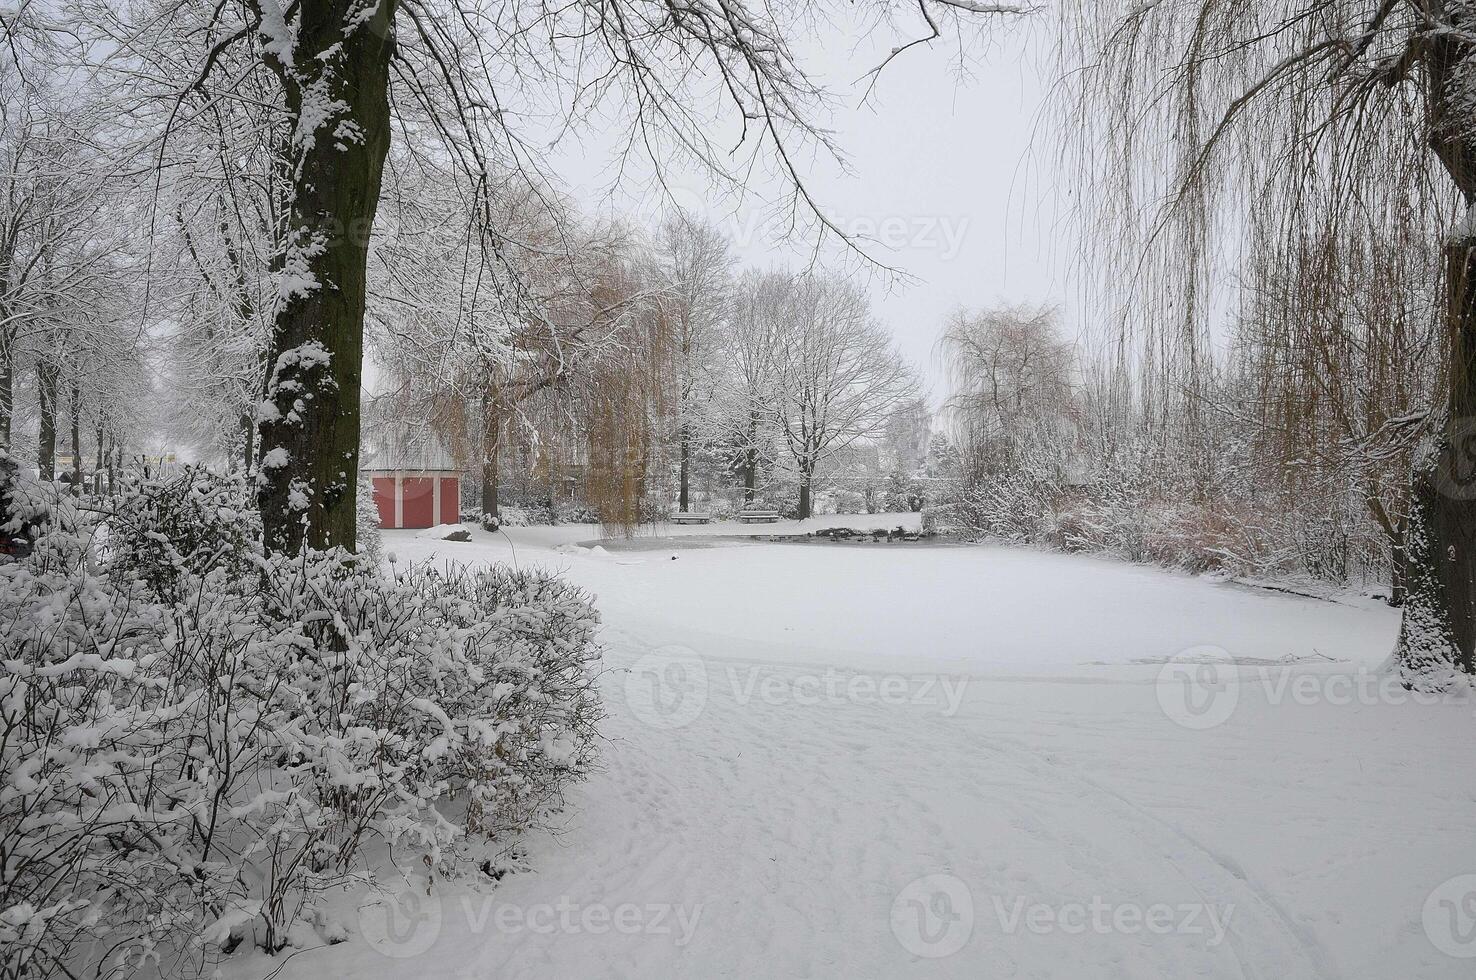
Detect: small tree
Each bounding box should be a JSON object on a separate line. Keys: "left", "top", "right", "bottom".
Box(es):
{"left": 939, "top": 304, "right": 1079, "bottom": 480}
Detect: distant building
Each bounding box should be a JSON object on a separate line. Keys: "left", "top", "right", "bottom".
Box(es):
{"left": 361, "top": 429, "right": 461, "bottom": 529}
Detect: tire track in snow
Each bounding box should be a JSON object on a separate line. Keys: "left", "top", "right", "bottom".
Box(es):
{"left": 953, "top": 717, "right": 1336, "bottom": 980}
{"left": 584, "top": 628, "right": 1325, "bottom": 978}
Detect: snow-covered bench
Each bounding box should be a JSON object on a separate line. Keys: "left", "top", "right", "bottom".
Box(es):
{"left": 737, "top": 509, "right": 781, "bottom": 524}
{"left": 670, "top": 511, "right": 714, "bottom": 525}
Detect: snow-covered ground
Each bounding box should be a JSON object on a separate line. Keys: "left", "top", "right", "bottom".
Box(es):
{"left": 234, "top": 518, "right": 1476, "bottom": 979}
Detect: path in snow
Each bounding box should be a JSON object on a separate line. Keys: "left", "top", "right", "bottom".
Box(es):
{"left": 243, "top": 523, "right": 1475, "bottom": 980}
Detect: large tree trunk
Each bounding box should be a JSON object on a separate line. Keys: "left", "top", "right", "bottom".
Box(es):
{"left": 481, "top": 385, "right": 501, "bottom": 523}
{"left": 797, "top": 466, "right": 812, "bottom": 520}
{"left": 1395, "top": 18, "right": 1476, "bottom": 687}
{"left": 255, "top": 1, "right": 397, "bottom": 556}
{"left": 37, "top": 360, "right": 57, "bottom": 482}
{"left": 1398, "top": 239, "right": 1476, "bottom": 686}
{"left": 241, "top": 412, "right": 255, "bottom": 473}
{"left": 0, "top": 328, "right": 12, "bottom": 451}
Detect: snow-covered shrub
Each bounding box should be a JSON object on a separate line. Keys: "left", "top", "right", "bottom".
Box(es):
{"left": 392, "top": 563, "right": 603, "bottom": 837}
{"left": 925, "top": 439, "right": 1387, "bottom": 589}
{"left": 883, "top": 469, "right": 913, "bottom": 512}
{"left": 555, "top": 500, "right": 603, "bottom": 525}
{"left": 0, "top": 470, "right": 602, "bottom": 977}
{"left": 830, "top": 488, "right": 866, "bottom": 514}
{"left": 497, "top": 505, "right": 531, "bottom": 527}
{"left": 510, "top": 502, "right": 555, "bottom": 525}
{"left": 99, "top": 465, "right": 261, "bottom": 600}
{"left": 356, "top": 476, "right": 384, "bottom": 563}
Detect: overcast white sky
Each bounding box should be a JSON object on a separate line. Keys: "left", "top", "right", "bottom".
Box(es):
{"left": 541, "top": 18, "right": 1077, "bottom": 404}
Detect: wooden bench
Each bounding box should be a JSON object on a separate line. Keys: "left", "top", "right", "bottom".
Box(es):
{"left": 669, "top": 511, "right": 714, "bottom": 525}
{"left": 737, "top": 509, "right": 781, "bottom": 524}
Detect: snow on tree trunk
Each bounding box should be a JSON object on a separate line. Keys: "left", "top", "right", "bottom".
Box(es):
{"left": 37, "top": 358, "right": 56, "bottom": 481}
{"left": 68, "top": 379, "right": 81, "bottom": 494}
{"left": 93, "top": 421, "right": 104, "bottom": 494}
{"left": 743, "top": 411, "right": 760, "bottom": 504}
{"left": 1395, "top": 13, "right": 1476, "bottom": 688}
{"left": 255, "top": 0, "right": 397, "bottom": 556}
{"left": 1397, "top": 239, "right": 1476, "bottom": 689}
{"left": 679, "top": 421, "right": 691, "bottom": 512}
{"left": 0, "top": 326, "right": 11, "bottom": 449}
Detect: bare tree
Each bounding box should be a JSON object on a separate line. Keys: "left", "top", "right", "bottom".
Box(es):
{"left": 713, "top": 270, "right": 785, "bottom": 504}
{"left": 656, "top": 211, "right": 732, "bottom": 512}
{"left": 769, "top": 272, "right": 919, "bottom": 519}
{"left": 0, "top": 43, "right": 120, "bottom": 463}
{"left": 939, "top": 304, "right": 1079, "bottom": 479}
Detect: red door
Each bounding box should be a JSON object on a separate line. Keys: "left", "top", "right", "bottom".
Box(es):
{"left": 439, "top": 477, "right": 460, "bottom": 525}
{"left": 371, "top": 477, "right": 396, "bottom": 528}
{"left": 401, "top": 477, "right": 434, "bottom": 528}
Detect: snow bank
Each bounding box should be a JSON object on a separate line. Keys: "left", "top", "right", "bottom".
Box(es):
{"left": 418, "top": 522, "right": 473, "bottom": 541}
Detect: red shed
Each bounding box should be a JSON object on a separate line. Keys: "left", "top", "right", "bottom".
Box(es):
{"left": 362, "top": 433, "right": 462, "bottom": 530}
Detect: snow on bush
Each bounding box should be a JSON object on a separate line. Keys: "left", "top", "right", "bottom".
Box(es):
{"left": 925, "top": 441, "right": 1383, "bottom": 589}
{"left": 0, "top": 470, "right": 601, "bottom": 977}
{"left": 357, "top": 475, "right": 384, "bottom": 564}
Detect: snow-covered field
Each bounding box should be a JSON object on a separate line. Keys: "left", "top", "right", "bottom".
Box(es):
{"left": 234, "top": 518, "right": 1476, "bottom": 979}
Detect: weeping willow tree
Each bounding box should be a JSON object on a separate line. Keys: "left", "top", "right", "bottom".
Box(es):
{"left": 579, "top": 250, "right": 674, "bottom": 533}
{"left": 1232, "top": 177, "right": 1443, "bottom": 605}
{"left": 370, "top": 202, "right": 672, "bottom": 534}
{"left": 1061, "top": 1, "right": 1476, "bottom": 688}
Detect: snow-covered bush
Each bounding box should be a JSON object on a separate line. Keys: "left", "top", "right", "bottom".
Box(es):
{"left": 356, "top": 476, "right": 384, "bottom": 563}
{"left": 556, "top": 500, "right": 604, "bottom": 525}
{"left": 924, "top": 443, "right": 1386, "bottom": 589}
{"left": 394, "top": 563, "right": 602, "bottom": 838}
{"left": 99, "top": 465, "right": 262, "bottom": 599}
{"left": 829, "top": 488, "right": 866, "bottom": 514}
{"left": 0, "top": 470, "right": 602, "bottom": 977}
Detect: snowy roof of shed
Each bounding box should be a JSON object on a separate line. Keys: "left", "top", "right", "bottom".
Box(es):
{"left": 360, "top": 427, "right": 461, "bottom": 473}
